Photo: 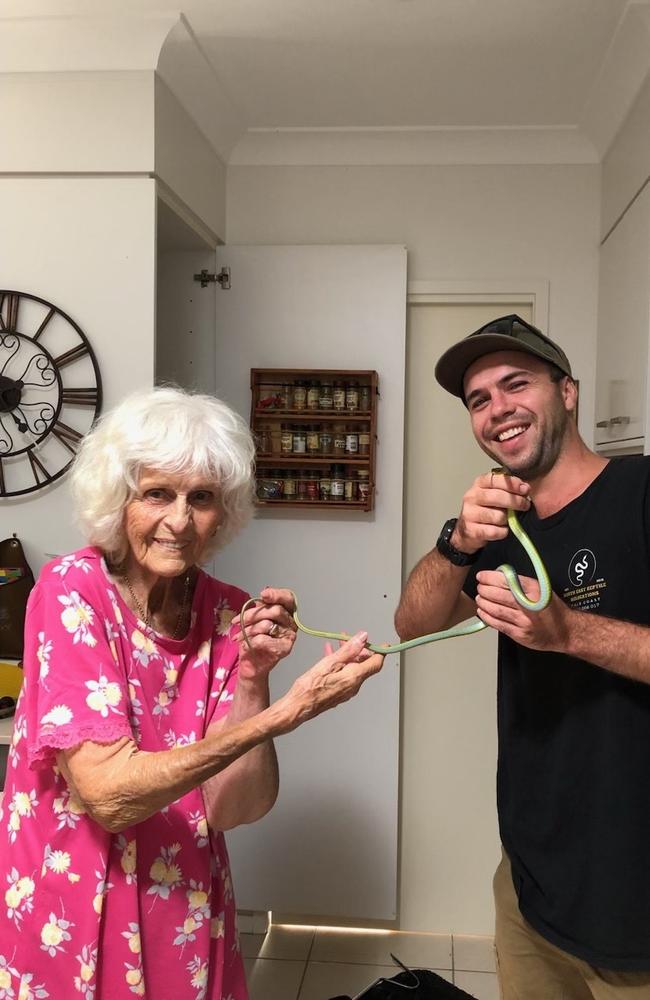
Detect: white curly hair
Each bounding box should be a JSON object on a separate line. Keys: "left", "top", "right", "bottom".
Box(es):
{"left": 70, "top": 386, "right": 255, "bottom": 564}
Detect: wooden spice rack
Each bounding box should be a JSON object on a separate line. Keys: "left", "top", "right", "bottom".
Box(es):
{"left": 250, "top": 368, "right": 378, "bottom": 512}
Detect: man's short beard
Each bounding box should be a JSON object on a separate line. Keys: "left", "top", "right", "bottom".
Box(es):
{"left": 494, "top": 404, "right": 570, "bottom": 480}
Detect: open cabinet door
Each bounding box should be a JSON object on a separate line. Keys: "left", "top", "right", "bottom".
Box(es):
{"left": 211, "top": 245, "right": 406, "bottom": 920}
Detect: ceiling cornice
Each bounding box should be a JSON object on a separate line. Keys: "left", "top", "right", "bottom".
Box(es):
{"left": 156, "top": 16, "right": 246, "bottom": 164}
{"left": 4, "top": 6, "right": 650, "bottom": 169}
{"left": 229, "top": 126, "right": 599, "bottom": 167}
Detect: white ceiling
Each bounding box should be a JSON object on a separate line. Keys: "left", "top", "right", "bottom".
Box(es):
{"left": 2, "top": 0, "right": 648, "bottom": 162}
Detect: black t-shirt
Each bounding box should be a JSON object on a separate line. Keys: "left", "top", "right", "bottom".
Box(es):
{"left": 464, "top": 456, "right": 650, "bottom": 970}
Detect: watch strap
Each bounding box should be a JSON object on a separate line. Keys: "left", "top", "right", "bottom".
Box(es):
{"left": 436, "top": 517, "right": 482, "bottom": 567}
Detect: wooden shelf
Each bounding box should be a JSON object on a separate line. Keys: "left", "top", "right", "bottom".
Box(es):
{"left": 256, "top": 499, "right": 372, "bottom": 511}
{"left": 251, "top": 368, "right": 377, "bottom": 378}
{"left": 256, "top": 456, "right": 370, "bottom": 466}
{"left": 254, "top": 410, "right": 372, "bottom": 421}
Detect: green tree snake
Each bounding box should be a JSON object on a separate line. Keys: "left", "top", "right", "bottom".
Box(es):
{"left": 239, "top": 505, "right": 551, "bottom": 656}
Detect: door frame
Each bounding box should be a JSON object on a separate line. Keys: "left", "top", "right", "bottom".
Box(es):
{"left": 407, "top": 279, "right": 549, "bottom": 332}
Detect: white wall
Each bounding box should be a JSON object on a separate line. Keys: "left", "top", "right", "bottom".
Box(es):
{"left": 225, "top": 161, "right": 601, "bottom": 932}
{"left": 1, "top": 177, "right": 156, "bottom": 573}
{"left": 227, "top": 164, "right": 601, "bottom": 446}
{"left": 0, "top": 71, "right": 154, "bottom": 174}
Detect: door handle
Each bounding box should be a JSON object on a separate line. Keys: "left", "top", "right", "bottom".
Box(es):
{"left": 596, "top": 416, "right": 631, "bottom": 428}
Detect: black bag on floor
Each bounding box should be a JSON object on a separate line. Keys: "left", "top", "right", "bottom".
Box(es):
{"left": 0, "top": 535, "right": 35, "bottom": 659}
{"left": 329, "top": 965, "right": 477, "bottom": 999}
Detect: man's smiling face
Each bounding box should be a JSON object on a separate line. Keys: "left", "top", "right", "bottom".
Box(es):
{"left": 463, "top": 350, "right": 575, "bottom": 480}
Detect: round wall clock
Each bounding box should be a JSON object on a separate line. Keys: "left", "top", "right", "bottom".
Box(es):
{"left": 0, "top": 290, "right": 102, "bottom": 498}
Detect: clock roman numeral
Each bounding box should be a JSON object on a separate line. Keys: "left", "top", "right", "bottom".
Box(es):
{"left": 51, "top": 420, "right": 83, "bottom": 455}
{"left": 53, "top": 343, "right": 90, "bottom": 369}
{"left": 33, "top": 307, "right": 56, "bottom": 342}
{"left": 27, "top": 448, "right": 52, "bottom": 487}
{"left": 0, "top": 457, "right": 5, "bottom": 497}
{"left": 61, "top": 387, "right": 99, "bottom": 407}
{"left": 0, "top": 293, "right": 20, "bottom": 333}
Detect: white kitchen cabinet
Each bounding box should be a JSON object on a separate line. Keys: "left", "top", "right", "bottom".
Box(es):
{"left": 594, "top": 184, "right": 650, "bottom": 453}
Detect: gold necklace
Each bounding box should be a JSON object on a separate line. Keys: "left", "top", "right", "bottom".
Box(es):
{"left": 122, "top": 571, "right": 192, "bottom": 640}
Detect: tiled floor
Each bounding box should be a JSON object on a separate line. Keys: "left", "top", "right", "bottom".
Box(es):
{"left": 242, "top": 925, "right": 498, "bottom": 1000}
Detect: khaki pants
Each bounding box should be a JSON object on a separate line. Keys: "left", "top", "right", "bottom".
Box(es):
{"left": 493, "top": 851, "right": 650, "bottom": 999}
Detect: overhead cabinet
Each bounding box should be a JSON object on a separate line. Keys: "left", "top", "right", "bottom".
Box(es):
{"left": 595, "top": 184, "right": 650, "bottom": 453}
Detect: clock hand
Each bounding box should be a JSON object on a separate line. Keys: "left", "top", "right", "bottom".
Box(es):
{"left": 0, "top": 375, "right": 23, "bottom": 413}
{"left": 9, "top": 412, "right": 28, "bottom": 434}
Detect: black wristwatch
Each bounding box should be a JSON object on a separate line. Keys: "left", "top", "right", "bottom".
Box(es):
{"left": 436, "top": 518, "right": 482, "bottom": 567}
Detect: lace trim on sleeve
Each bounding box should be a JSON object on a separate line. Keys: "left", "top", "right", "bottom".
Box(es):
{"left": 28, "top": 719, "right": 134, "bottom": 770}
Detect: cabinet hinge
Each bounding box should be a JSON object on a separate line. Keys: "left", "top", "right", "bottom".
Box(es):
{"left": 193, "top": 267, "right": 231, "bottom": 290}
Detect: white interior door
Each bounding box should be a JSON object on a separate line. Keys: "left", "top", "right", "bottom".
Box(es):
{"left": 400, "top": 301, "right": 532, "bottom": 935}
{"left": 211, "top": 245, "right": 406, "bottom": 920}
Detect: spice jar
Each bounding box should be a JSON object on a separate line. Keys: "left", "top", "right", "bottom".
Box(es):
{"left": 292, "top": 381, "right": 307, "bottom": 411}
{"left": 333, "top": 380, "right": 346, "bottom": 411}
{"left": 292, "top": 427, "right": 307, "bottom": 454}
{"left": 281, "top": 423, "right": 293, "bottom": 454}
{"left": 282, "top": 470, "right": 296, "bottom": 499}
{"left": 345, "top": 426, "right": 359, "bottom": 455}
{"left": 269, "top": 423, "right": 282, "bottom": 455}
{"left": 358, "top": 428, "right": 370, "bottom": 456}
{"left": 319, "top": 380, "right": 333, "bottom": 410}
{"left": 307, "top": 380, "right": 320, "bottom": 411}
{"left": 319, "top": 428, "right": 333, "bottom": 455}
{"left": 344, "top": 470, "right": 358, "bottom": 502}
{"left": 360, "top": 384, "right": 371, "bottom": 411}
{"left": 259, "top": 470, "right": 283, "bottom": 500}
{"left": 333, "top": 423, "right": 346, "bottom": 456}
{"left": 278, "top": 383, "right": 291, "bottom": 410}
{"left": 319, "top": 473, "right": 331, "bottom": 501}
{"left": 330, "top": 465, "right": 345, "bottom": 500}
{"left": 297, "top": 470, "right": 310, "bottom": 500}
{"left": 305, "top": 470, "right": 320, "bottom": 500}
{"left": 306, "top": 425, "right": 320, "bottom": 455}
{"left": 258, "top": 383, "right": 280, "bottom": 410}
{"left": 256, "top": 425, "right": 272, "bottom": 455}
{"left": 346, "top": 381, "right": 360, "bottom": 412}
{"left": 357, "top": 469, "right": 370, "bottom": 503}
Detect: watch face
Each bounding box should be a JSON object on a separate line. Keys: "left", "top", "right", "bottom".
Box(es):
{"left": 0, "top": 290, "right": 102, "bottom": 497}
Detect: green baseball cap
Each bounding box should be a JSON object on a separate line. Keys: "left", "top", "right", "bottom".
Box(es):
{"left": 434, "top": 314, "right": 573, "bottom": 401}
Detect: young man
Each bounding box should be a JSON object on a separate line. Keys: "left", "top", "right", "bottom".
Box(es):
{"left": 395, "top": 315, "right": 650, "bottom": 998}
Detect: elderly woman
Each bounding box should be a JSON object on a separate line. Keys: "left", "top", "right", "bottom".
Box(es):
{"left": 0, "top": 387, "right": 382, "bottom": 1000}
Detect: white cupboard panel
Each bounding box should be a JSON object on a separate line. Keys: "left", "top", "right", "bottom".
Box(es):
{"left": 595, "top": 185, "right": 650, "bottom": 449}
{"left": 211, "top": 244, "right": 406, "bottom": 919}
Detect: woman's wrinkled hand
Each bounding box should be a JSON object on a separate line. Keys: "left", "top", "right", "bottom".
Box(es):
{"left": 274, "top": 632, "right": 384, "bottom": 733}
{"left": 231, "top": 587, "right": 298, "bottom": 677}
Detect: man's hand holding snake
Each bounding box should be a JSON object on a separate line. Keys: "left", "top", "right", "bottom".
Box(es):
{"left": 453, "top": 471, "right": 532, "bottom": 554}
{"left": 475, "top": 570, "right": 573, "bottom": 652}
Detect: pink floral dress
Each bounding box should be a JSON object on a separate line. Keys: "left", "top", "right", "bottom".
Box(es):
{"left": 0, "top": 547, "right": 249, "bottom": 1000}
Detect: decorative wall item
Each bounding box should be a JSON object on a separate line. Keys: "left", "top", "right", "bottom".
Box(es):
{"left": 0, "top": 291, "right": 102, "bottom": 497}
{"left": 250, "top": 368, "right": 378, "bottom": 512}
